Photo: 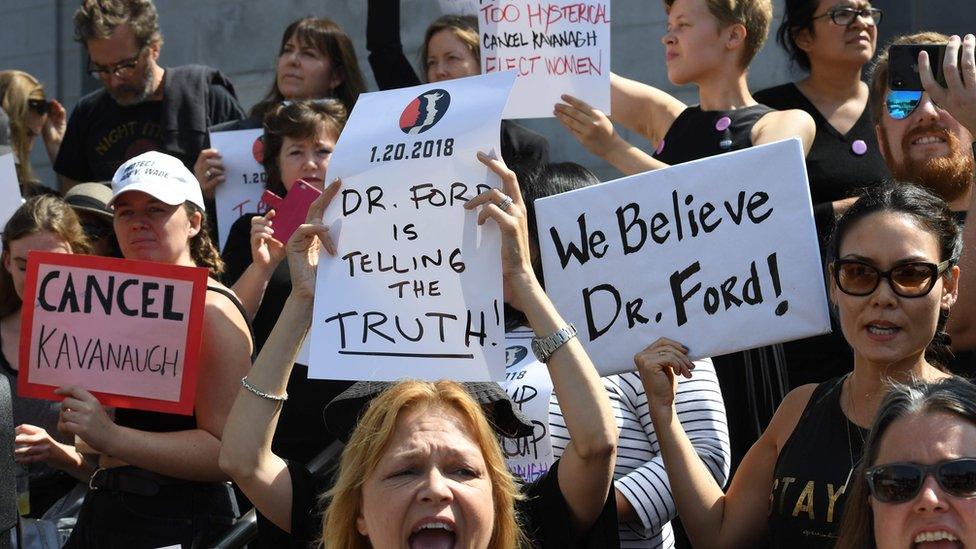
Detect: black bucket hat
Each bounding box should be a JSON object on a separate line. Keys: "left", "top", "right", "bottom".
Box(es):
{"left": 324, "top": 381, "right": 535, "bottom": 443}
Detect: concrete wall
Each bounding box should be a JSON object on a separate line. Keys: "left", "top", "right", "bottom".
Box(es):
{"left": 2, "top": 0, "right": 973, "bottom": 186}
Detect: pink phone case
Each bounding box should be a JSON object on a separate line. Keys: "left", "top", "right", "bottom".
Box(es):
{"left": 261, "top": 179, "right": 322, "bottom": 244}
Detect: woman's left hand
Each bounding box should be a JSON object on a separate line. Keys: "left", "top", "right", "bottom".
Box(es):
{"left": 464, "top": 152, "right": 537, "bottom": 308}
{"left": 55, "top": 386, "right": 117, "bottom": 454}
{"left": 41, "top": 99, "right": 67, "bottom": 159}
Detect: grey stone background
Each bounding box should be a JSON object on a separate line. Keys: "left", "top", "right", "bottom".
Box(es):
{"left": 2, "top": 0, "right": 974, "bottom": 186}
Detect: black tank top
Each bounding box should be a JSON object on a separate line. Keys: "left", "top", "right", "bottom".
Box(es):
{"left": 652, "top": 104, "right": 774, "bottom": 165}
{"left": 115, "top": 285, "right": 255, "bottom": 432}
{"left": 769, "top": 376, "right": 867, "bottom": 547}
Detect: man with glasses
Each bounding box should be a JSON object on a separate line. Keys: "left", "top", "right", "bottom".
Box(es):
{"left": 868, "top": 31, "right": 976, "bottom": 362}
{"left": 54, "top": 0, "right": 244, "bottom": 193}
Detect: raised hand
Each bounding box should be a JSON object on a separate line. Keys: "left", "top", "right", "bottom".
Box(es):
{"left": 194, "top": 148, "right": 226, "bottom": 199}
{"left": 919, "top": 34, "right": 976, "bottom": 135}
{"left": 250, "top": 210, "right": 286, "bottom": 269}
{"left": 554, "top": 94, "right": 619, "bottom": 157}
{"left": 286, "top": 178, "right": 340, "bottom": 299}
{"left": 634, "top": 337, "right": 695, "bottom": 410}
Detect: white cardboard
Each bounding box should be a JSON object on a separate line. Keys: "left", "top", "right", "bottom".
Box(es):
{"left": 308, "top": 72, "right": 517, "bottom": 381}
{"left": 479, "top": 0, "right": 611, "bottom": 119}
{"left": 0, "top": 153, "right": 23, "bottom": 229}
{"left": 535, "top": 139, "right": 831, "bottom": 374}
{"left": 210, "top": 128, "right": 268, "bottom": 250}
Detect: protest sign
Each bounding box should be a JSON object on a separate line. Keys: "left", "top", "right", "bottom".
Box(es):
{"left": 479, "top": 0, "right": 611, "bottom": 119}
{"left": 500, "top": 327, "right": 554, "bottom": 483}
{"left": 18, "top": 252, "right": 209, "bottom": 415}
{"left": 308, "top": 71, "right": 517, "bottom": 381}
{"left": 439, "top": 0, "right": 480, "bottom": 15}
{"left": 0, "top": 153, "right": 22, "bottom": 229}
{"left": 211, "top": 128, "right": 268, "bottom": 249}
{"left": 536, "top": 139, "right": 831, "bottom": 375}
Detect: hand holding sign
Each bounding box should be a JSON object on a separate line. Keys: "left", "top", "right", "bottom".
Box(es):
{"left": 554, "top": 94, "right": 617, "bottom": 157}
{"left": 194, "top": 148, "right": 225, "bottom": 199}
{"left": 56, "top": 385, "right": 117, "bottom": 455}
{"left": 286, "top": 179, "right": 340, "bottom": 300}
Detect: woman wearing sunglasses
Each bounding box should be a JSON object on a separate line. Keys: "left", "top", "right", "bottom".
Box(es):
{"left": 0, "top": 70, "right": 66, "bottom": 193}
{"left": 638, "top": 182, "right": 960, "bottom": 547}
{"left": 836, "top": 377, "right": 976, "bottom": 549}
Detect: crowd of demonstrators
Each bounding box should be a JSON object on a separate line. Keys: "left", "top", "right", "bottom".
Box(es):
{"left": 366, "top": 0, "right": 550, "bottom": 181}
{"left": 2, "top": 0, "right": 976, "bottom": 547}
{"left": 221, "top": 100, "right": 352, "bottom": 466}
{"left": 193, "top": 16, "right": 366, "bottom": 201}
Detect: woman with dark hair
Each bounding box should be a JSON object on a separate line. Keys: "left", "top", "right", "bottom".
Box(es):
{"left": 45, "top": 151, "right": 254, "bottom": 548}
{"left": 220, "top": 100, "right": 350, "bottom": 465}
{"left": 194, "top": 16, "right": 366, "bottom": 198}
{"left": 752, "top": 0, "right": 892, "bottom": 395}
{"left": 365, "top": 0, "right": 549, "bottom": 182}
{"left": 638, "top": 182, "right": 961, "bottom": 547}
{"left": 2, "top": 196, "right": 91, "bottom": 517}
{"left": 835, "top": 377, "right": 976, "bottom": 549}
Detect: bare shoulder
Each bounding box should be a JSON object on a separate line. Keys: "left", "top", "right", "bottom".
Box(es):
{"left": 754, "top": 108, "right": 816, "bottom": 153}
{"left": 765, "top": 383, "right": 819, "bottom": 451}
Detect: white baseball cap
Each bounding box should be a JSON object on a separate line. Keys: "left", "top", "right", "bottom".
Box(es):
{"left": 110, "top": 151, "right": 206, "bottom": 211}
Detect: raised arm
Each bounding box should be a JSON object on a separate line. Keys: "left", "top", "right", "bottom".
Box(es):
{"left": 229, "top": 211, "right": 286, "bottom": 318}
{"left": 609, "top": 73, "right": 687, "bottom": 145}
{"left": 465, "top": 153, "right": 617, "bottom": 534}
{"left": 638, "top": 338, "right": 811, "bottom": 548}
{"left": 366, "top": 0, "right": 422, "bottom": 90}
{"left": 218, "top": 181, "right": 339, "bottom": 532}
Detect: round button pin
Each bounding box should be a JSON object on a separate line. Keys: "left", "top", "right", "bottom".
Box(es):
{"left": 715, "top": 116, "right": 732, "bottom": 131}
{"left": 851, "top": 139, "right": 868, "bottom": 156}
{"left": 655, "top": 139, "right": 666, "bottom": 155}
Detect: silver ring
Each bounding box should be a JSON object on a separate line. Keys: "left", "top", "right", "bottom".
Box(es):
{"left": 205, "top": 169, "right": 213, "bottom": 179}
{"left": 498, "top": 195, "right": 514, "bottom": 211}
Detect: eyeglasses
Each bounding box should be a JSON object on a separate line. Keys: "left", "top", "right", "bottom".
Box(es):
{"left": 27, "top": 99, "right": 51, "bottom": 115}
{"left": 812, "top": 6, "right": 882, "bottom": 27}
{"left": 886, "top": 90, "right": 924, "bottom": 120}
{"left": 831, "top": 258, "right": 954, "bottom": 298}
{"left": 87, "top": 47, "right": 146, "bottom": 79}
{"left": 867, "top": 458, "right": 976, "bottom": 503}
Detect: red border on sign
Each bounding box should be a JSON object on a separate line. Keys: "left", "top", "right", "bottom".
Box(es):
{"left": 17, "top": 251, "right": 209, "bottom": 415}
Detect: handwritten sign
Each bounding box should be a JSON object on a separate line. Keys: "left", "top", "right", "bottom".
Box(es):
{"left": 500, "top": 327, "right": 554, "bottom": 482}
{"left": 439, "top": 0, "right": 481, "bottom": 15}
{"left": 535, "top": 139, "right": 831, "bottom": 374}
{"left": 479, "top": 0, "right": 611, "bottom": 119}
{"left": 211, "top": 128, "right": 268, "bottom": 249}
{"left": 0, "top": 153, "right": 22, "bottom": 229}
{"left": 308, "top": 72, "right": 517, "bottom": 381}
{"left": 18, "top": 252, "right": 208, "bottom": 414}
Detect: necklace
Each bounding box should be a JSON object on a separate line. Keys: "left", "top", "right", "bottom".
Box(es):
{"left": 843, "top": 373, "right": 867, "bottom": 489}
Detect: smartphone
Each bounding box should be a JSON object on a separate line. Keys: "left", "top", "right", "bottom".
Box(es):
{"left": 888, "top": 43, "right": 959, "bottom": 91}
{"left": 260, "top": 179, "right": 323, "bottom": 244}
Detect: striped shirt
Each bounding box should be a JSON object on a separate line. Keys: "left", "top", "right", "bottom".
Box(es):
{"left": 550, "top": 362, "right": 730, "bottom": 548}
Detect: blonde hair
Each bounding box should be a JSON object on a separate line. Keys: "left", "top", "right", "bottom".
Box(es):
{"left": 664, "top": 0, "right": 773, "bottom": 67}
{"left": 421, "top": 15, "right": 481, "bottom": 80}
{"left": 321, "top": 380, "right": 526, "bottom": 548}
{"left": 0, "top": 70, "right": 45, "bottom": 185}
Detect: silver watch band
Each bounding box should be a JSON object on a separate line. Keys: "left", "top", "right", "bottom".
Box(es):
{"left": 532, "top": 324, "right": 578, "bottom": 363}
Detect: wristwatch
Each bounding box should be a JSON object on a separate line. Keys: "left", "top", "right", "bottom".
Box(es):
{"left": 531, "top": 324, "right": 578, "bottom": 363}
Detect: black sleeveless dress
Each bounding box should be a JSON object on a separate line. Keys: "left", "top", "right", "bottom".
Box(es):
{"left": 769, "top": 376, "right": 867, "bottom": 547}
{"left": 652, "top": 104, "right": 775, "bottom": 165}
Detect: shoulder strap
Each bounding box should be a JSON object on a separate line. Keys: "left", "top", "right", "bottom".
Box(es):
{"left": 206, "top": 286, "right": 257, "bottom": 362}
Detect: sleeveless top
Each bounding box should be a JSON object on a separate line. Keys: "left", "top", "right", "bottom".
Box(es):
{"left": 769, "top": 376, "right": 867, "bottom": 547}
{"left": 115, "top": 285, "right": 254, "bottom": 432}
{"left": 652, "top": 104, "right": 775, "bottom": 165}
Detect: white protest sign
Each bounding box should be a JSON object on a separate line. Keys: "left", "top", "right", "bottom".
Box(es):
{"left": 0, "top": 153, "right": 22, "bottom": 229}
{"left": 439, "top": 0, "right": 480, "bottom": 15}
{"left": 211, "top": 128, "right": 268, "bottom": 249}
{"left": 479, "top": 0, "right": 611, "bottom": 119}
{"left": 500, "top": 327, "right": 554, "bottom": 483}
{"left": 536, "top": 139, "right": 830, "bottom": 374}
{"left": 308, "top": 72, "right": 517, "bottom": 381}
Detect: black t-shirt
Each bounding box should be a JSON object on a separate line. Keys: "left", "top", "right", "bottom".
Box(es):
{"left": 55, "top": 65, "right": 244, "bottom": 181}
{"left": 258, "top": 458, "right": 619, "bottom": 548}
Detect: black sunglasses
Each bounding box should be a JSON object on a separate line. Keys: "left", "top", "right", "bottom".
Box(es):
{"left": 87, "top": 47, "right": 146, "bottom": 79}
{"left": 812, "top": 6, "right": 882, "bottom": 27}
{"left": 27, "top": 99, "right": 51, "bottom": 115}
{"left": 867, "top": 458, "right": 976, "bottom": 503}
{"left": 831, "top": 258, "right": 954, "bottom": 298}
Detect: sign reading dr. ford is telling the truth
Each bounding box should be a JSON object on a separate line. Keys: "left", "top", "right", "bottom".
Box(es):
{"left": 535, "top": 139, "right": 831, "bottom": 374}
{"left": 18, "top": 252, "right": 208, "bottom": 414}
{"left": 308, "top": 71, "right": 517, "bottom": 382}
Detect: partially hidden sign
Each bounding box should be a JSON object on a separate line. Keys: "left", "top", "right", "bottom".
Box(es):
{"left": 479, "top": 0, "right": 611, "bottom": 119}
{"left": 535, "top": 139, "right": 831, "bottom": 375}
{"left": 308, "top": 71, "right": 517, "bottom": 381}
{"left": 211, "top": 128, "right": 269, "bottom": 250}
{"left": 18, "top": 252, "right": 209, "bottom": 414}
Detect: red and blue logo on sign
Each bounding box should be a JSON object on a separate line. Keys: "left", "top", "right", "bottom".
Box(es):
{"left": 399, "top": 89, "right": 451, "bottom": 135}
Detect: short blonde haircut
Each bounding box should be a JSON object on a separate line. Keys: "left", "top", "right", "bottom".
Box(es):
{"left": 664, "top": 0, "right": 773, "bottom": 67}
{"left": 321, "top": 380, "right": 526, "bottom": 548}
{"left": 0, "top": 70, "right": 45, "bottom": 185}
